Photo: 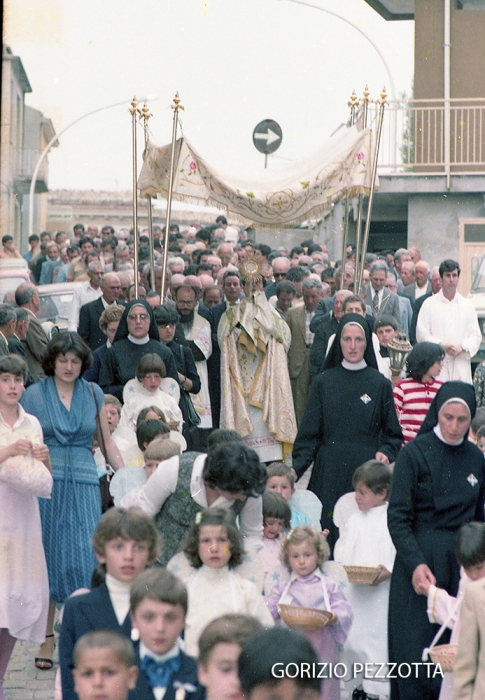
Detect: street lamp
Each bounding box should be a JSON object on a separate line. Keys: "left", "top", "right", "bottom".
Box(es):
{"left": 28, "top": 95, "right": 158, "bottom": 238}
{"left": 276, "top": 0, "right": 397, "bottom": 103}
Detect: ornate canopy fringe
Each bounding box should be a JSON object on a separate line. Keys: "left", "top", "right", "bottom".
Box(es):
{"left": 137, "top": 125, "right": 375, "bottom": 227}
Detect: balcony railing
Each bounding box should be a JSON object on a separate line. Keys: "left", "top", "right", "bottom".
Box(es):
{"left": 368, "top": 98, "right": 485, "bottom": 176}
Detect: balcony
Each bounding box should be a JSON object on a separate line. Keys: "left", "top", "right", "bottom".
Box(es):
{"left": 370, "top": 98, "right": 485, "bottom": 180}
{"left": 14, "top": 148, "right": 52, "bottom": 194}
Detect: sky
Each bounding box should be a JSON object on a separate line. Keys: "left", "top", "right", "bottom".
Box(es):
{"left": 4, "top": 0, "right": 414, "bottom": 192}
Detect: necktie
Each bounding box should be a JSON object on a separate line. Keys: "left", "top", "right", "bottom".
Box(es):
{"left": 372, "top": 290, "right": 379, "bottom": 316}
{"left": 141, "top": 654, "right": 182, "bottom": 688}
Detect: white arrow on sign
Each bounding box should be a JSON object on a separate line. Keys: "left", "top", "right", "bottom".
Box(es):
{"left": 254, "top": 128, "right": 281, "bottom": 146}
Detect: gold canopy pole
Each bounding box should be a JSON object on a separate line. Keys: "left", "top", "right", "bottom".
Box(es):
{"left": 130, "top": 96, "right": 142, "bottom": 298}
{"left": 339, "top": 89, "right": 359, "bottom": 289}
{"left": 353, "top": 85, "right": 371, "bottom": 293}
{"left": 141, "top": 102, "right": 156, "bottom": 292}
{"left": 356, "top": 87, "right": 388, "bottom": 294}
{"left": 160, "top": 92, "right": 184, "bottom": 301}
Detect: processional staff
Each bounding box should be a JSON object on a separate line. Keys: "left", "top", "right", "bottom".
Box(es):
{"left": 160, "top": 92, "right": 184, "bottom": 302}
{"left": 140, "top": 102, "right": 156, "bottom": 292}
{"left": 130, "top": 96, "right": 142, "bottom": 298}
{"left": 339, "top": 89, "right": 359, "bottom": 289}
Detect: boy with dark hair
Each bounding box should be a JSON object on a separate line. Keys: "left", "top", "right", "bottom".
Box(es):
{"left": 130, "top": 568, "right": 205, "bottom": 700}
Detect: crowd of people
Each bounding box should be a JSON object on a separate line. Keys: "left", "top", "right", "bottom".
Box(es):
{"left": 1, "top": 220, "right": 485, "bottom": 700}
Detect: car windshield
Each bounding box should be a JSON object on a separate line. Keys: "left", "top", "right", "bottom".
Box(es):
{"left": 0, "top": 276, "right": 27, "bottom": 302}
{"left": 37, "top": 291, "right": 74, "bottom": 327}
{"left": 471, "top": 256, "right": 485, "bottom": 293}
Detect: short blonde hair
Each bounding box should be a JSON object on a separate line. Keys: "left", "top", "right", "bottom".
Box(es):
{"left": 281, "top": 525, "right": 330, "bottom": 572}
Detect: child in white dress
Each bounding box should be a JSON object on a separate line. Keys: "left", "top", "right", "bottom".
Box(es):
{"left": 178, "top": 509, "right": 273, "bottom": 656}
{"left": 258, "top": 491, "right": 291, "bottom": 595}
{"left": 421, "top": 522, "right": 485, "bottom": 700}
{"left": 334, "top": 459, "right": 395, "bottom": 700}
{"left": 119, "top": 353, "right": 183, "bottom": 434}
{"left": 266, "top": 526, "right": 353, "bottom": 700}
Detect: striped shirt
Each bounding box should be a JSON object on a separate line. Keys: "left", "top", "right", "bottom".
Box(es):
{"left": 393, "top": 377, "right": 443, "bottom": 443}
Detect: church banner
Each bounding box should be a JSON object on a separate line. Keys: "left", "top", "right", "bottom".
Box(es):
{"left": 137, "top": 125, "right": 374, "bottom": 226}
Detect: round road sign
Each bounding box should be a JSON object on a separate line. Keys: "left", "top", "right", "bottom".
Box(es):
{"left": 252, "top": 119, "right": 283, "bottom": 155}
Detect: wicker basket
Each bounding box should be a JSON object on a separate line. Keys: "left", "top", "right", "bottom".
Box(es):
{"left": 278, "top": 604, "right": 332, "bottom": 631}
{"left": 428, "top": 644, "right": 457, "bottom": 673}
{"left": 343, "top": 565, "right": 380, "bottom": 584}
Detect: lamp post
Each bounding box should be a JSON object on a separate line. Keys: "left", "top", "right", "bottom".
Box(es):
{"left": 28, "top": 95, "right": 157, "bottom": 238}
{"left": 277, "top": 0, "right": 397, "bottom": 102}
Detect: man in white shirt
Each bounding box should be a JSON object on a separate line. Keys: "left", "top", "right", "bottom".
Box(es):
{"left": 68, "top": 261, "right": 104, "bottom": 331}
{"left": 416, "top": 259, "right": 481, "bottom": 383}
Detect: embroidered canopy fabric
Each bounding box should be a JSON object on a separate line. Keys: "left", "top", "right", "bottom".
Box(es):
{"left": 137, "top": 125, "right": 374, "bottom": 226}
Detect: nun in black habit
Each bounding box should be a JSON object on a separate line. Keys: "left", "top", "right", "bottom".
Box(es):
{"left": 387, "top": 381, "right": 485, "bottom": 700}
{"left": 292, "top": 314, "right": 402, "bottom": 549}
{"left": 98, "top": 299, "right": 179, "bottom": 401}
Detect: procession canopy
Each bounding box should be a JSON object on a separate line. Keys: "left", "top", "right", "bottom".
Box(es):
{"left": 137, "top": 124, "right": 374, "bottom": 227}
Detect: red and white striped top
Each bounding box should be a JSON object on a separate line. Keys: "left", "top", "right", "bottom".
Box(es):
{"left": 393, "top": 377, "right": 443, "bottom": 444}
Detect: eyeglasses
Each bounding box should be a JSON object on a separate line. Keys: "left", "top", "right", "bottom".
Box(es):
{"left": 273, "top": 272, "right": 287, "bottom": 279}
{"left": 128, "top": 313, "right": 149, "bottom": 321}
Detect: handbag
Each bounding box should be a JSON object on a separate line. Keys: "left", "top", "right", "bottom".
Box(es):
{"left": 177, "top": 346, "right": 201, "bottom": 431}
{"left": 0, "top": 453, "right": 53, "bottom": 498}
{"left": 90, "top": 383, "right": 115, "bottom": 512}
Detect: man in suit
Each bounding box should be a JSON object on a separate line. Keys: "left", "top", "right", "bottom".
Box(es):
{"left": 78, "top": 272, "right": 123, "bottom": 350}
{"left": 14, "top": 283, "right": 48, "bottom": 382}
{"left": 385, "top": 274, "right": 413, "bottom": 339}
{"left": 362, "top": 260, "right": 401, "bottom": 328}
{"left": 7, "top": 307, "right": 34, "bottom": 386}
{"left": 404, "top": 259, "right": 432, "bottom": 300}
{"left": 0, "top": 304, "right": 16, "bottom": 356}
{"left": 287, "top": 278, "right": 322, "bottom": 426}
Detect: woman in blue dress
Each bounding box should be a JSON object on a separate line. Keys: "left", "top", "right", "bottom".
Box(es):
{"left": 21, "top": 332, "right": 124, "bottom": 669}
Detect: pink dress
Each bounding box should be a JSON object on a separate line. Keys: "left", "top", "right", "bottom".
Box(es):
{"left": 0, "top": 407, "right": 52, "bottom": 642}
{"left": 266, "top": 570, "right": 353, "bottom": 700}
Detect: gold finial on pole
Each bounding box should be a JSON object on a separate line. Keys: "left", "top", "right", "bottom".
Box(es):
{"left": 161, "top": 92, "right": 184, "bottom": 300}
{"left": 140, "top": 102, "right": 156, "bottom": 294}
{"left": 130, "top": 96, "right": 142, "bottom": 298}
{"left": 348, "top": 89, "right": 359, "bottom": 111}
{"left": 356, "top": 87, "right": 388, "bottom": 293}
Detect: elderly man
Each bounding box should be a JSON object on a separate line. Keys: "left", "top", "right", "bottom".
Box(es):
{"left": 362, "top": 261, "right": 401, "bottom": 328}
{"left": 69, "top": 261, "right": 104, "bottom": 331}
{"left": 287, "top": 278, "right": 322, "bottom": 425}
{"left": 14, "top": 283, "right": 48, "bottom": 382}
{"left": 39, "top": 242, "right": 62, "bottom": 285}
{"left": 404, "top": 260, "right": 431, "bottom": 300}
{"left": 417, "top": 259, "right": 481, "bottom": 382}
{"left": 0, "top": 304, "right": 17, "bottom": 355}
{"left": 78, "top": 273, "right": 123, "bottom": 350}
{"left": 393, "top": 248, "right": 412, "bottom": 290}
{"left": 174, "top": 284, "right": 212, "bottom": 448}
{"left": 400, "top": 261, "right": 415, "bottom": 289}
{"left": 385, "top": 275, "right": 413, "bottom": 339}
{"left": 216, "top": 243, "right": 233, "bottom": 268}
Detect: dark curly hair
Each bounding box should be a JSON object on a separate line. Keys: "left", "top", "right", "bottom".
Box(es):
{"left": 405, "top": 341, "right": 445, "bottom": 381}
{"left": 41, "top": 332, "right": 92, "bottom": 376}
{"left": 183, "top": 508, "right": 245, "bottom": 569}
{"left": 202, "top": 442, "right": 266, "bottom": 498}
